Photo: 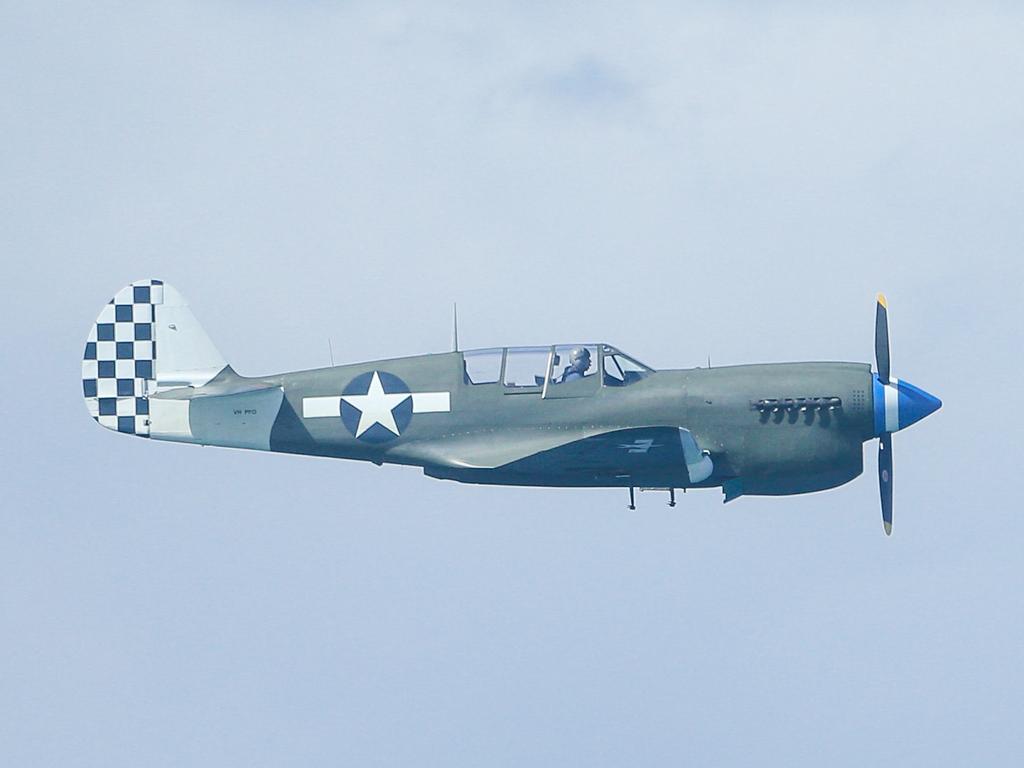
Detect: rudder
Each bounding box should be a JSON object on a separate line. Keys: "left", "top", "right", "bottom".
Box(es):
{"left": 81, "top": 279, "right": 227, "bottom": 436}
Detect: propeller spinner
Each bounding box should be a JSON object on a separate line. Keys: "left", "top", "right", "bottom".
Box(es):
{"left": 873, "top": 293, "right": 941, "bottom": 536}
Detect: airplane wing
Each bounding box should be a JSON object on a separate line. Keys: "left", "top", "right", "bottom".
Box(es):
{"left": 498, "top": 426, "right": 713, "bottom": 483}
{"left": 395, "top": 426, "right": 713, "bottom": 484}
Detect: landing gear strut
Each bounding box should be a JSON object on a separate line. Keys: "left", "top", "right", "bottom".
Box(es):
{"left": 629, "top": 487, "right": 679, "bottom": 508}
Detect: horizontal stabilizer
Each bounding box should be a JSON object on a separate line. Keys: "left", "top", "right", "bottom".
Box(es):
{"left": 156, "top": 373, "right": 281, "bottom": 401}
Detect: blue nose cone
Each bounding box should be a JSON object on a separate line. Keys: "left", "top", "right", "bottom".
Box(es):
{"left": 897, "top": 379, "right": 942, "bottom": 429}
{"left": 873, "top": 375, "right": 942, "bottom": 434}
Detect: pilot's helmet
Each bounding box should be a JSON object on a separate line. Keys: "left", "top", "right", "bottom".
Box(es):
{"left": 570, "top": 347, "right": 592, "bottom": 370}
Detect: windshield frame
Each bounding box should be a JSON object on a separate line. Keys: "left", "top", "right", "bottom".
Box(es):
{"left": 601, "top": 345, "right": 655, "bottom": 372}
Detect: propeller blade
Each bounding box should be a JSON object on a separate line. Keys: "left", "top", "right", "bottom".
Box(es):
{"left": 875, "top": 293, "right": 890, "bottom": 385}
{"left": 879, "top": 431, "right": 893, "bottom": 536}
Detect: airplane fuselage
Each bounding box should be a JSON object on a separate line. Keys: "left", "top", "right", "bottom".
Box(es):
{"left": 161, "top": 353, "right": 876, "bottom": 498}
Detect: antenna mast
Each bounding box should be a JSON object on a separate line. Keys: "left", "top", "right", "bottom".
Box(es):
{"left": 451, "top": 303, "right": 459, "bottom": 352}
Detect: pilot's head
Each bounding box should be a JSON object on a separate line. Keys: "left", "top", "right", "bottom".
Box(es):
{"left": 569, "top": 347, "right": 592, "bottom": 372}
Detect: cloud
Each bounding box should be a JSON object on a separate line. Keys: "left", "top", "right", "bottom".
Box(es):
{"left": 526, "top": 55, "right": 638, "bottom": 111}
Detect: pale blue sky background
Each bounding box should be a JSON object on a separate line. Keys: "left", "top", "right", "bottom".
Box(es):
{"left": 2, "top": 2, "right": 1022, "bottom": 766}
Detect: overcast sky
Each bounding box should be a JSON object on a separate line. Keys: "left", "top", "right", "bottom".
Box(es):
{"left": 2, "top": 2, "right": 1023, "bottom": 766}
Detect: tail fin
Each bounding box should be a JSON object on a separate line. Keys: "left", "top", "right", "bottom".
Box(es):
{"left": 81, "top": 280, "right": 227, "bottom": 436}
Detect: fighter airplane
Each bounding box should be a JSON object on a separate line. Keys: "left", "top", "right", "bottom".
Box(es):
{"left": 82, "top": 280, "right": 940, "bottom": 534}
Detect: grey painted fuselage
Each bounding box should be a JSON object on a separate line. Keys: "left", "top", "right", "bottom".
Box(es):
{"left": 174, "top": 353, "right": 874, "bottom": 498}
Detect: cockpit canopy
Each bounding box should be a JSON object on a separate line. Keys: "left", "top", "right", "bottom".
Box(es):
{"left": 462, "top": 344, "right": 653, "bottom": 388}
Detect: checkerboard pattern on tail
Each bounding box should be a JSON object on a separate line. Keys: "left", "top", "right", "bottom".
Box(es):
{"left": 82, "top": 279, "right": 163, "bottom": 436}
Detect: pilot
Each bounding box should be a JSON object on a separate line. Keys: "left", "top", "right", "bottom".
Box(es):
{"left": 560, "top": 347, "right": 592, "bottom": 382}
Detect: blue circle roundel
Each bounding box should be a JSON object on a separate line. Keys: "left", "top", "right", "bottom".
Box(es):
{"left": 339, "top": 370, "right": 413, "bottom": 444}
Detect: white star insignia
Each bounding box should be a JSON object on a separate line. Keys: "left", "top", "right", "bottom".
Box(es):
{"left": 341, "top": 371, "right": 411, "bottom": 437}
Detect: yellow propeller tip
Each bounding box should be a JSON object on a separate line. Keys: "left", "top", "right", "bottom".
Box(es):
{"left": 877, "top": 293, "right": 888, "bottom": 309}
{"left": 883, "top": 521, "right": 893, "bottom": 536}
